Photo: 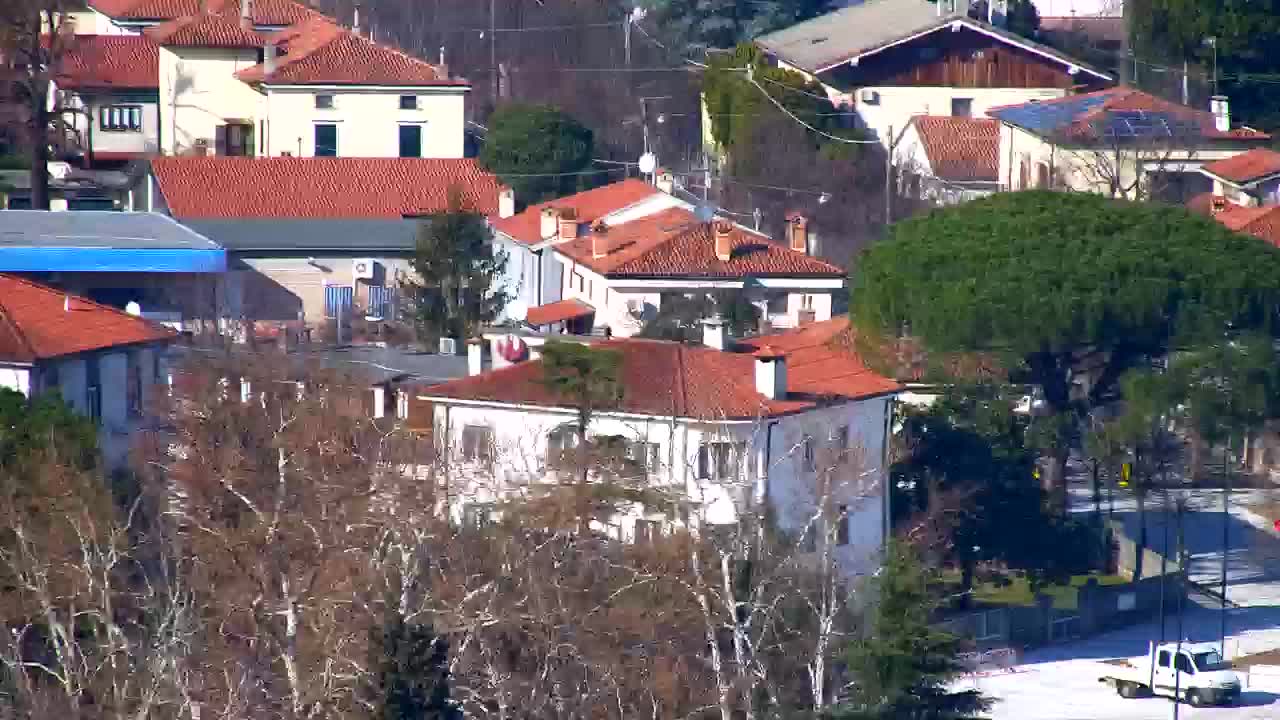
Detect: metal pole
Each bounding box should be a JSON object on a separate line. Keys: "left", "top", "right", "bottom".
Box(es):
{"left": 1173, "top": 500, "right": 1186, "bottom": 719}
{"left": 1221, "top": 437, "right": 1230, "bottom": 654}
{"left": 884, "top": 125, "right": 893, "bottom": 225}
{"left": 490, "top": 0, "right": 498, "bottom": 102}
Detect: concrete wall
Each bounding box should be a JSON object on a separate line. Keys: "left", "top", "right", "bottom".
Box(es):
{"left": 261, "top": 87, "right": 466, "bottom": 158}
{"left": 494, "top": 241, "right": 561, "bottom": 323}
{"left": 87, "top": 97, "right": 160, "bottom": 156}
{"left": 999, "top": 122, "right": 1263, "bottom": 198}
{"left": 236, "top": 255, "right": 415, "bottom": 324}
{"left": 856, "top": 86, "right": 1067, "bottom": 146}
{"left": 160, "top": 45, "right": 263, "bottom": 155}
{"left": 426, "top": 393, "right": 891, "bottom": 578}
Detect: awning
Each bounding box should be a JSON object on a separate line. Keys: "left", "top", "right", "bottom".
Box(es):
{"left": 525, "top": 298, "right": 594, "bottom": 327}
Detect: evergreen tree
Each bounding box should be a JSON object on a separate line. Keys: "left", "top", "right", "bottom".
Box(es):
{"left": 834, "top": 542, "right": 989, "bottom": 720}
{"left": 408, "top": 190, "right": 510, "bottom": 343}
{"left": 368, "top": 613, "right": 455, "bottom": 720}
{"left": 478, "top": 103, "right": 594, "bottom": 204}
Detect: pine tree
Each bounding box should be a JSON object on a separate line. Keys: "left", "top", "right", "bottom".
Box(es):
{"left": 834, "top": 542, "right": 989, "bottom": 720}
{"left": 368, "top": 613, "right": 455, "bottom": 720}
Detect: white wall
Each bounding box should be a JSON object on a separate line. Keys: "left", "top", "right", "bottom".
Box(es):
{"left": 83, "top": 97, "right": 160, "bottom": 156}
{"left": 0, "top": 364, "right": 31, "bottom": 396}
{"left": 262, "top": 87, "right": 466, "bottom": 158}
{"left": 160, "top": 46, "right": 264, "bottom": 154}
{"left": 856, "top": 86, "right": 1067, "bottom": 147}
{"left": 427, "top": 393, "right": 892, "bottom": 578}
{"left": 237, "top": 255, "right": 415, "bottom": 324}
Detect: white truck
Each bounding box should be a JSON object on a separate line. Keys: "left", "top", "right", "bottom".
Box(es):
{"left": 1098, "top": 641, "right": 1242, "bottom": 707}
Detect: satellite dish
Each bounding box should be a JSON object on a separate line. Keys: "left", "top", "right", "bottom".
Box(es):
{"left": 638, "top": 152, "right": 657, "bottom": 175}
{"left": 125, "top": 301, "right": 142, "bottom": 316}
{"left": 694, "top": 204, "right": 716, "bottom": 223}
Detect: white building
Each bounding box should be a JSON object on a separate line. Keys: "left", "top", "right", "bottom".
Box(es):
{"left": 414, "top": 318, "right": 902, "bottom": 578}
{"left": 0, "top": 274, "right": 177, "bottom": 467}
{"left": 54, "top": 0, "right": 468, "bottom": 161}
{"left": 896, "top": 115, "right": 1000, "bottom": 204}
{"left": 490, "top": 179, "right": 845, "bottom": 337}
{"left": 749, "top": 0, "right": 1111, "bottom": 149}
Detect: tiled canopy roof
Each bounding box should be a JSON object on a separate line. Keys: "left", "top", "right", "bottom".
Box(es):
{"left": 0, "top": 275, "right": 175, "bottom": 362}
{"left": 144, "top": 12, "right": 267, "bottom": 47}
{"left": 418, "top": 318, "right": 901, "bottom": 420}
{"left": 525, "top": 299, "right": 595, "bottom": 327}
{"left": 1200, "top": 148, "right": 1280, "bottom": 186}
{"left": 491, "top": 179, "right": 661, "bottom": 246}
{"left": 56, "top": 35, "right": 158, "bottom": 89}
{"left": 152, "top": 157, "right": 502, "bottom": 219}
{"left": 236, "top": 17, "right": 464, "bottom": 86}
{"left": 990, "top": 87, "right": 1270, "bottom": 142}
{"left": 1188, "top": 195, "right": 1280, "bottom": 249}
{"left": 910, "top": 116, "right": 999, "bottom": 182}
{"left": 556, "top": 207, "right": 845, "bottom": 278}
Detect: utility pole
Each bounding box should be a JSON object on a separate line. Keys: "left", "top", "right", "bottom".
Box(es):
{"left": 884, "top": 124, "right": 910, "bottom": 225}
{"left": 490, "top": 0, "right": 498, "bottom": 103}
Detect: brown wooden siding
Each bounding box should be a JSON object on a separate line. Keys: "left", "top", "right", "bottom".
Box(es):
{"left": 823, "top": 28, "right": 1098, "bottom": 90}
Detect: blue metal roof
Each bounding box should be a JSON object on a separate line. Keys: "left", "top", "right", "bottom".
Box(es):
{"left": 0, "top": 211, "right": 225, "bottom": 272}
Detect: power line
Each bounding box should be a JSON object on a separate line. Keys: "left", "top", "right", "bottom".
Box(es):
{"left": 494, "top": 167, "right": 629, "bottom": 178}
{"left": 756, "top": 74, "right": 834, "bottom": 103}
{"left": 431, "top": 21, "right": 625, "bottom": 33}
{"left": 746, "top": 69, "right": 879, "bottom": 144}
{"left": 721, "top": 177, "right": 833, "bottom": 196}
{"left": 466, "top": 65, "right": 705, "bottom": 74}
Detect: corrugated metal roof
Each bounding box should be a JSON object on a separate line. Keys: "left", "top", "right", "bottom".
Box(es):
{"left": 0, "top": 210, "right": 220, "bottom": 249}
{"left": 183, "top": 218, "right": 419, "bottom": 253}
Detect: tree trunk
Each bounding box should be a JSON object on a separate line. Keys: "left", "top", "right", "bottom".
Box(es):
{"left": 29, "top": 89, "right": 51, "bottom": 210}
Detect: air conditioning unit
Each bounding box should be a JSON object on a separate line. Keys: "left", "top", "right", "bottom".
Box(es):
{"left": 860, "top": 89, "right": 880, "bottom": 105}
{"left": 353, "top": 258, "right": 379, "bottom": 282}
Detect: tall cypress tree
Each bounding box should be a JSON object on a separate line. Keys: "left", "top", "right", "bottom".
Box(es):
{"left": 834, "top": 542, "right": 989, "bottom": 720}
{"left": 368, "top": 613, "right": 455, "bottom": 720}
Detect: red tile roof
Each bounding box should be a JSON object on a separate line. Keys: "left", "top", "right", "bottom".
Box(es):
{"left": 910, "top": 116, "right": 999, "bottom": 182}
{"left": 556, "top": 207, "right": 845, "bottom": 278}
{"left": 1200, "top": 149, "right": 1280, "bottom": 186}
{"left": 100, "top": 0, "right": 320, "bottom": 25}
{"left": 56, "top": 34, "right": 158, "bottom": 89}
{"left": 145, "top": 12, "right": 268, "bottom": 48}
{"left": 151, "top": 156, "right": 503, "bottom": 219}
{"left": 0, "top": 275, "right": 176, "bottom": 363}
{"left": 1189, "top": 195, "right": 1280, "bottom": 248}
{"left": 491, "top": 179, "right": 662, "bottom": 246}
{"left": 235, "top": 17, "right": 464, "bottom": 86}
{"left": 525, "top": 299, "right": 595, "bottom": 327}
{"left": 418, "top": 317, "right": 901, "bottom": 419}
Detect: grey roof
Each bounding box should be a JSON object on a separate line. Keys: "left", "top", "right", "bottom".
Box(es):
{"left": 180, "top": 219, "right": 419, "bottom": 254}
{"left": 0, "top": 210, "right": 221, "bottom": 249}
{"left": 755, "top": 0, "right": 1109, "bottom": 78}
{"left": 177, "top": 344, "right": 469, "bottom": 386}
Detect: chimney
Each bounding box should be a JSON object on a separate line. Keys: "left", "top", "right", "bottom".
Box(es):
{"left": 63, "top": 294, "right": 70, "bottom": 312}
{"left": 240, "top": 0, "right": 253, "bottom": 30}
{"left": 591, "top": 221, "right": 608, "bottom": 258}
{"left": 467, "top": 338, "right": 485, "bottom": 376}
{"left": 540, "top": 207, "right": 559, "bottom": 239}
{"left": 754, "top": 346, "right": 787, "bottom": 400}
{"left": 1210, "top": 95, "right": 1230, "bottom": 133}
{"left": 498, "top": 186, "right": 515, "bottom": 219}
{"left": 438, "top": 46, "right": 448, "bottom": 79}
{"left": 352, "top": 4, "right": 361, "bottom": 35}
{"left": 701, "top": 315, "right": 727, "bottom": 351}
{"left": 263, "top": 43, "right": 278, "bottom": 75}
{"left": 656, "top": 169, "right": 674, "bottom": 194}
{"left": 557, "top": 208, "right": 579, "bottom": 242}
{"left": 713, "top": 219, "right": 733, "bottom": 261}
{"left": 786, "top": 212, "right": 809, "bottom": 254}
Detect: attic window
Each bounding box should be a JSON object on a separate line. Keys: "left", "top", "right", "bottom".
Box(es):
{"left": 315, "top": 94, "right": 334, "bottom": 109}
{"left": 918, "top": 47, "right": 939, "bottom": 61}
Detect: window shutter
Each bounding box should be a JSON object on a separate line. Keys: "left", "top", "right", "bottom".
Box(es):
{"left": 214, "top": 125, "right": 228, "bottom": 156}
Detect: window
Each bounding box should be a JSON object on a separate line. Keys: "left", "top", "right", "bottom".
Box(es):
{"left": 1157, "top": 650, "right": 1171, "bottom": 668}
{"left": 462, "top": 424, "right": 494, "bottom": 463}
{"left": 1174, "top": 653, "right": 1195, "bottom": 675}
{"left": 801, "top": 436, "right": 816, "bottom": 472}
{"left": 634, "top": 518, "right": 659, "bottom": 544}
{"left": 546, "top": 425, "right": 580, "bottom": 465}
{"left": 572, "top": 271, "right": 585, "bottom": 293}
{"left": 127, "top": 351, "right": 143, "bottom": 417}
{"left": 698, "top": 442, "right": 745, "bottom": 480}
{"left": 766, "top": 293, "right": 788, "bottom": 314}
{"left": 314, "top": 123, "right": 338, "bottom": 157}
{"left": 87, "top": 385, "right": 102, "bottom": 421}
{"left": 398, "top": 124, "right": 422, "bottom": 158}
{"left": 462, "top": 503, "right": 492, "bottom": 530}
{"left": 324, "top": 285, "right": 353, "bottom": 318}
{"left": 99, "top": 105, "right": 142, "bottom": 132}
{"left": 626, "top": 441, "right": 661, "bottom": 474}
{"left": 951, "top": 97, "right": 973, "bottom": 118}
{"left": 315, "top": 94, "right": 334, "bottom": 109}
{"left": 918, "top": 47, "right": 938, "bottom": 61}
{"left": 1035, "top": 162, "right": 1050, "bottom": 189}
{"left": 216, "top": 123, "right": 253, "bottom": 157}
{"left": 833, "top": 425, "right": 849, "bottom": 449}
{"left": 399, "top": 94, "right": 419, "bottom": 110}
{"left": 836, "top": 504, "right": 850, "bottom": 546}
